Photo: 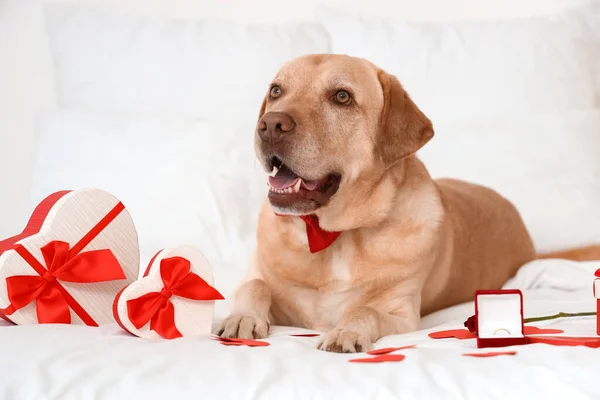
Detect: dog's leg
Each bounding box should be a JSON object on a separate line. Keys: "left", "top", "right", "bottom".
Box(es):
{"left": 318, "top": 303, "right": 420, "bottom": 353}
{"left": 217, "top": 278, "right": 272, "bottom": 340}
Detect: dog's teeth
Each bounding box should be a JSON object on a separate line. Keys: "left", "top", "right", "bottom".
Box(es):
{"left": 293, "top": 180, "right": 302, "bottom": 193}
{"left": 269, "top": 186, "right": 297, "bottom": 194}
{"left": 270, "top": 166, "right": 279, "bottom": 177}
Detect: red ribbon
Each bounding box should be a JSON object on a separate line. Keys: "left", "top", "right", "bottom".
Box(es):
{"left": 126, "top": 256, "right": 224, "bottom": 339}
{"left": 4, "top": 241, "right": 125, "bottom": 324}
{"left": 1, "top": 201, "right": 126, "bottom": 326}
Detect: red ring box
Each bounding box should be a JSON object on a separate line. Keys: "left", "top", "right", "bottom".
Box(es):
{"left": 475, "top": 289, "right": 528, "bottom": 348}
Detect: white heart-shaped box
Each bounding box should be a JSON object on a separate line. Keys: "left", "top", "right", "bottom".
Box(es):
{"left": 113, "top": 245, "right": 223, "bottom": 340}
{"left": 0, "top": 189, "right": 140, "bottom": 325}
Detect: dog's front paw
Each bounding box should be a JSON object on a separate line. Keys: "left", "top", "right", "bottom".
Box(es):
{"left": 217, "top": 315, "right": 269, "bottom": 340}
{"left": 317, "top": 329, "right": 373, "bottom": 353}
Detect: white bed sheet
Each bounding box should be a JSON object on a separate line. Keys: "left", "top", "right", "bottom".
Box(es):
{"left": 0, "top": 258, "right": 598, "bottom": 400}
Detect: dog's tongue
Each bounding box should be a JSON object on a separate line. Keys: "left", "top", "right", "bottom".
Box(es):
{"left": 269, "top": 166, "right": 298, "bottom": 189}
{"left": 268, "top": 165, "right": 319, "bottom": 190}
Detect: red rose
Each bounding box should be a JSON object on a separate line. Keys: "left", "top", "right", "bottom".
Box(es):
{"left": 464, "top": 315, "right": 478, "bottom": 333}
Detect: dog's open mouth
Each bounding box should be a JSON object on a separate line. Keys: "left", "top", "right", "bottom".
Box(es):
{"left": 266, "top": 156, "right": 341, "bottom": 210}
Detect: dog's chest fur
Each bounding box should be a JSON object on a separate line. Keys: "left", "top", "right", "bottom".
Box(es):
{"left": 259, "top": 183, "right": 446, "bottom": 330}
{"left": 267, "top": 234, "right": 362, "bottom": 330}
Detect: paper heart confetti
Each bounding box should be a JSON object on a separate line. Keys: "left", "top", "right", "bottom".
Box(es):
{"left": 523, "top": 326, "right": 564, "bottom": 335}
{"left": 463, "top": 351, "right": 517, "bottom": 358}
{"left": 428, "top": 329, "right": 477, "bottom": 340}
{"left": 429, "top": 326, "right": 563, "bottom": 341}
{"left": 0, "top": 189, "right": 139, "bottom": 326}
{"left": 367, "top": 345, "right": 417, "bottom": 355}
{"left": 113, "top": 246, "right": 224, "bottom": 340}
{"left": 349, "top": 354, "right": 406, "bottom": 363}
{"left": 290, "top": 333, "right": 321, "bottom": 337}
{"left": 216, "top": 337, "right": 270, "bottom": 347}
{"left": 526, "top": 336, "right": 600, "bottom": 348}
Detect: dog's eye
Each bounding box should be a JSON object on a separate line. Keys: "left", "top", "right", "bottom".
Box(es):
{"left": 270, "top": 86, "right": 282, "bottom": 99}
{"left": 334, "top": 90, "right": 352, "bottom": 105}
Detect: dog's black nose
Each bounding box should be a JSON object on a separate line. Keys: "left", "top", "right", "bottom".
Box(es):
{"left": 258, "top": 112, "right": 296, "bottom": 142}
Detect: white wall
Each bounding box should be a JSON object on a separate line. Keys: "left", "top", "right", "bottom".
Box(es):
{"left": 0, "top": 0, "right": 587, "bottom": 238}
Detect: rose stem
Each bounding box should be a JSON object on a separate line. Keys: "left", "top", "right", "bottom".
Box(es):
{"left": 524, "top": 311, "right": 596, "bottom": 324}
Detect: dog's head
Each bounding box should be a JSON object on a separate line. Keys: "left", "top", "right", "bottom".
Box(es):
{"left": 255, "top": 54, "right": 433, "bottom": 217}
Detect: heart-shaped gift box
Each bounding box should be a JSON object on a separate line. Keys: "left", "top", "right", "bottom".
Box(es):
{"left": 0, "top": 189, "right": 140, "bottom": 325}
{"left": 113, "top": 245, "right": 224, "bottom": 340}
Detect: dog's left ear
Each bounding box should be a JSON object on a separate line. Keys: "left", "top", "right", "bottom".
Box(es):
{"left": 376, "top": 71, "right": 434, "bottom": 167}
{"left": 258, "top": 96, "right": 267, "bottom": 120}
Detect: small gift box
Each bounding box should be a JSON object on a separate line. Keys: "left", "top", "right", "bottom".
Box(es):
{"left": 113, "top": 245, "right": 224, "bottom": 340}
{"left": 0, "top": 189, "right": 140, "bottom": 325}
{"left": 593, "top": 269, "right": 600, "bottom": 335}
{"left": 475, "top": 289, "right": 528, "bottom": 348}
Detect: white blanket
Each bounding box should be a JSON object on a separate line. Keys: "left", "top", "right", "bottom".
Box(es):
{"left": 1, "top": 259, "right": 599, "bottom": 400}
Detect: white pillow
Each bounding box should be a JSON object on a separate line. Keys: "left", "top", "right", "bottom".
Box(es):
{"left": 418, "top": 109, "right": 600, "bottom": 253}
{"left": 316, "top": 4, "right": 600, "bottom": 122}
{"left": 29, "top": 109, "right": 266, "bottom": 318}
{"left": 42, "top": 3, "right": 329, "bottom": 119}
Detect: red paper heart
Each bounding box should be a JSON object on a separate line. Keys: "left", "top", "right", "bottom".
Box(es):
{"left": 290, "top": 333, "right": 321, "bottom": 337}
{"left": 527, "top": 336, "right": 600, "bottom": 348}
{"left": 219, "top": 341, "right": 269, "bottom": 347}
{"left": 216, "top": 337, "right": 270, "bottom": 347}
{"left": 463, "top": 351, "right": 517, "bottom": 358}
{"left": 349, "top": 354, "right": 406, "bottom": 363}
{"left": 523, "top": 326, "right": 564, "bottom": 335}
{"left": 367, "top": 345, "right": 416, "bottom": 355}
{"left": 428, "top": 329, "right": 476, "bottom": 340}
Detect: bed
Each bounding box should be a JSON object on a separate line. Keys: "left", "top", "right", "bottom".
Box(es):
{"left": 2, "top": 258, "right": 599, "bottom": 399}
{"left": 1, "top": 0, "right": 600, "bottom": 398}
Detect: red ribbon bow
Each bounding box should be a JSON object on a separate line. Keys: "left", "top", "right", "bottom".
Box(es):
{"left": 5, "top": 240, "right": 125, "bottom": 324}
{"left": 126, "top": 257, "right": 224, "bottom": 339}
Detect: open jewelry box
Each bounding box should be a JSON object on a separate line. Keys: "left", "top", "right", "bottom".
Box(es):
{"left": 475, "top": 289, "right": 528, "bottom": 348}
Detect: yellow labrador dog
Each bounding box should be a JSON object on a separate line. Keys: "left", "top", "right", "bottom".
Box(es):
{"left": 218, "top": 54, "right": 600, "bottom": 353}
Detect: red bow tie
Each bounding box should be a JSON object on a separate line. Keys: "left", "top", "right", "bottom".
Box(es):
{"left": 300, "top": 215, "right": 342, "bottom": 253}
{"left": 274, "top": 214, "right": 341, "bottom": 253}
{"left": 126, "top": 256, "right": 224, "bottom": 339}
